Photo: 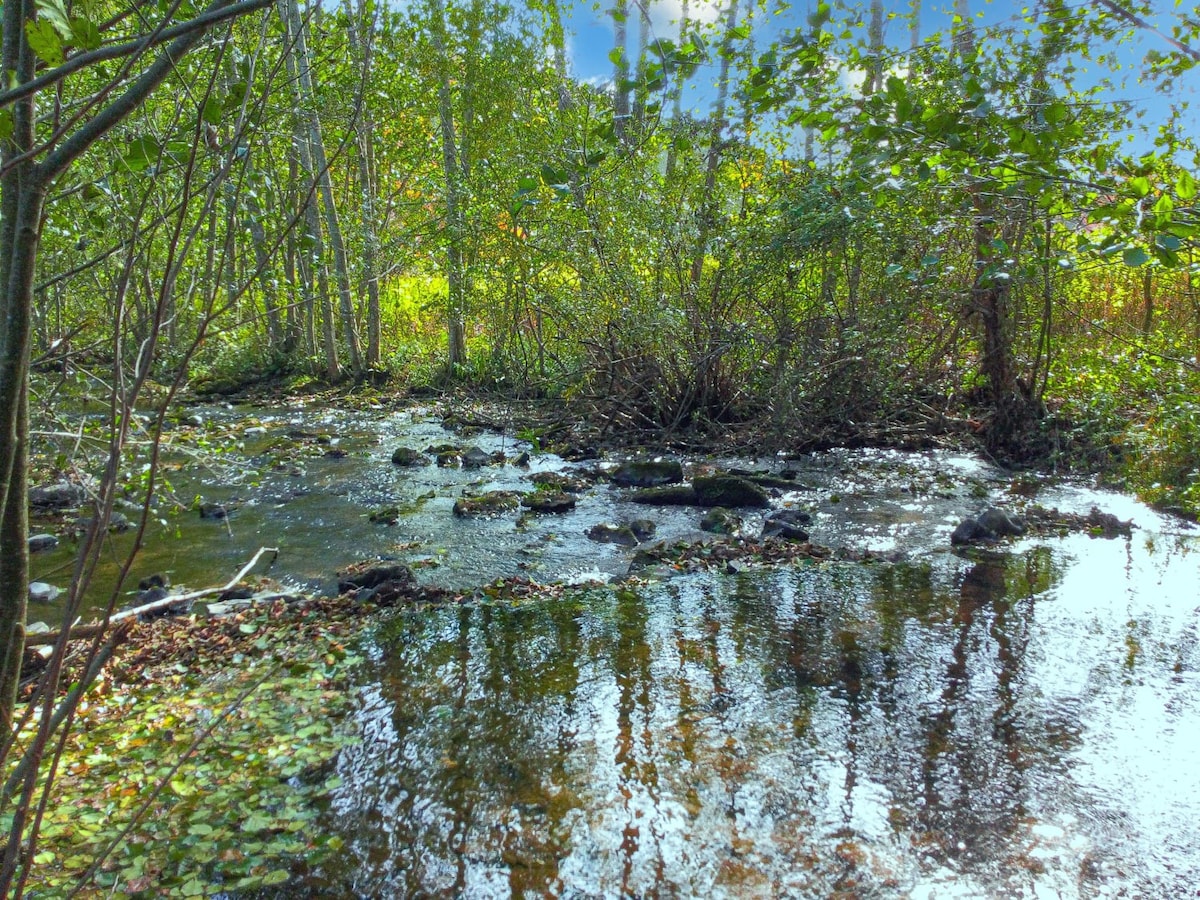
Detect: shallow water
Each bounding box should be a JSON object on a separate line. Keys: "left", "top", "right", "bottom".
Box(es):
{"left": 311, "top": 529, "right": 1199, "bottom": 897}
{"left": 28, "top": 404, "right": 1200, "bottom": 895}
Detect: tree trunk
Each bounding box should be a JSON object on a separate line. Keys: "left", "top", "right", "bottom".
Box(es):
{"left": 346, "top": 0, "right": 382, "bottom": 367}
{"left": 283, "top": 0, "right": 363, "bottom": 377}
{"left": 611, "top": 0, "right": 631, "bottom": 144}
{"left": 689, "top": 0, "right": 740, "bottom": 293}
{"left": 429, "top": 0, "right": 468, "bottom": 370}
{"left": 280, "top": 0, "right": 341, "bottom": 379}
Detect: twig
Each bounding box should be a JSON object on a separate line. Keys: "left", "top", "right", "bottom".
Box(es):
{"left": 25, "top": 547, "right": 279, "bottom": 647}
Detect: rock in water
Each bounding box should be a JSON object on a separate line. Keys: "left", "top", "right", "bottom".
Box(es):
{"left": 762, "top": 509, "right": 812, "bottom": 541}
{"left": 587, "top": 523, "right": 639, "bottom": 547}
{"left": 521, "top": 490, "right": 576, "bottom": 513}
{"left": 701, "top": 507, "right": 742, "bottom": 534}
{"left": 951, "top": 507, "right": 1027, "bottom": 545}
{"left": 976, "top": 507, "right": 1026, "bottom": 537}
{"left": 611, "top": 459, "right": 684, "bottom": 487}
{"left": 28, "top": 533, "right": 59, "bottom": 553}
{"left": 29, "top": 582, "right": 60, "bottom": 603}
{"left": 453, "top": 491, "right": 520, "bottom": 517}
{"left": 391, "top": 446, "right": 431, "bottom": 467}
{"left": 29, "top": 481, "right": 88, "bottom": 510}
{"left": 631, "top": 485, "right": 700, "bottom": 506}
{"left": 338, "top": 563, "right": 416, "bottom": 592}
{"left": 629, "top": 519, "right": 656, "bottom": 541}
{"left": 693, "top": 475, "right": 770, "bottom": 508}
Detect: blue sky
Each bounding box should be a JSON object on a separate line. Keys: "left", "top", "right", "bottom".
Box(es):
{"left": 552, "top": 0, "right": 1198, "bottom": 161}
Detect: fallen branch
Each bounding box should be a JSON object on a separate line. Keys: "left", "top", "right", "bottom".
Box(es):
{"left": 25, "top": 547, "right": 279, "bottom": 648}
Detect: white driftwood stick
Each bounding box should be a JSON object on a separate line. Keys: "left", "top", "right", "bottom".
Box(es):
{"left": 29, "top": 547, "right": 281, "bottom": 645}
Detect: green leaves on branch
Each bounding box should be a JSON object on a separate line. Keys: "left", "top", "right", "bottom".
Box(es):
{"left": 24, "top": 0, "right": 100, "bottom": 66}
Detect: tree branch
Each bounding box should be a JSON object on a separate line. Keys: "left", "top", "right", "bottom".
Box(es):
{"left": 36, "top": 0, "right": 274, "bottom": 183}
{"left": 0, "top": 0, "right": 275, "bottom": 110}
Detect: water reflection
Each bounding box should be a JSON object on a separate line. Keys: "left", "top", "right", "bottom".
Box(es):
{"left": 313, "top": 538, "right": 1200, "bottom": 897}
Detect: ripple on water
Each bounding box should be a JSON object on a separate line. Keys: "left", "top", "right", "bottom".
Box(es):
{"left": 311, "top": 523, "right": 1200, "bottom": 897}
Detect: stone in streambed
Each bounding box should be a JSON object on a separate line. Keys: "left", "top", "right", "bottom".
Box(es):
{"left": 29, "top": 481, "right": 88, "bottom": 510}
{"left": 951, "top": 506, "right": 1027, "bottom": 545}
{"left": 28, "top": 533, "right": 59, "bottom": 553}
{"left": 391, "top": 446, "right": 431, "bottom": 467}
{"left": 521, "top": 490, "right": 576, "bottom": 513}
{"left": 762, "top": 509, "right": 812, "bottom": 541}
{"left": 693, "top": 475, "right": 770, "bottom": 508}
{"left": 701, "top": 507, "right": 742, "bottom": 535}
{"left": 631, "top": 485, "right": 700, "bottom": 506}
{"left": 611, "top": 458, "right": 684, "bottom": 488}
{"left": 453, "top": 491, "right": 520, "bottom": 517}
{"left": 587, "top": 523, "right": 639, "bottom": 547}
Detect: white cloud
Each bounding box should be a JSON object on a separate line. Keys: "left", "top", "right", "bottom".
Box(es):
{"left": 643, "top": 0, "right": 727, "bottom": 35}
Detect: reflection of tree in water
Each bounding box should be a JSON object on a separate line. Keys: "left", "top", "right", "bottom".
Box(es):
{"left": 869, "top": 548, "right": 1067, "bottom": 873}
{"left": 318, "top": 545, "right": 1075, "bottom": 895}
{"left": 331, "top": 599, "right": 588, "bottom": 896}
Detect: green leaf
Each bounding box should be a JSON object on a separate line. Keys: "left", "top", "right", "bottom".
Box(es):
{"left": 35, "top": 0, "right": 74, "bottom": 40}
{"left": 262, "top": 869, "right": 291, "bottom": 886}
{"left": 122, "top": 135, "right": 160, "bottom": 172}
{"left": 1129, "top": 176, "right": 1151, "bottom": 198}
{"left": 70, "top": 15, "right": 100, "bottom": 50}
{"left": 201, "top": 96, "right": 222, "bottom": 126}
{"left": 0, "top": 108, "right": 12, "bottom": 143}
{"left": 25, "top": 18, "right": 63, "bottom": 66}
{"left": 1177, "top": 170, "right": 1197, "bottom": 201}
{"left": 1122, "top": 247, "right": 1149, "bottom": 267}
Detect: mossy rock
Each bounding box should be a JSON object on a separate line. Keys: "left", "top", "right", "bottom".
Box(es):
{"left": 700, "top": 507, "right": 742, "bottom": 534}
{"left": 587, "top": 523, "right": 639, "bottom": 546}
{"left": 453, "top": 491, "right": 520, "bottom": 517}
{"left": 630, "top": 485, "right": 700, "bottom": 506}
{"left": 529, "top": 471, "right": 594, "bottom": 493}
{"left": 369, "top": 506, "right": 401, "bottom": 525}
{"left": 693, "top": 475, "right": 770, "bottom": 508}
{"left": 391, "top": 446, "right": 431, "bottom": 467}
{"left": 612, "top": 458, "right": 684, "bottom": 487}
{"left": 521, "top": 490, "right": 576, "bottom": 513}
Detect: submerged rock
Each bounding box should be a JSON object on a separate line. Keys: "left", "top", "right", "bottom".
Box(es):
{"left": 461, "top": 446, "right": 497, "bottom": 469}
{"left": 453, "top": 491, "right": 520, "bottom": 517}
{"left": 29, "top": 582, "right": 60, "bottom": 603}
{"left": 762, "top": 509, "right": 812, "bottom": 541}
{"left": 338, "top": 563, "right": 416, "bottom": 592}
{"left": 199, "top": 502, "right": 235, "bottom": 520}
{"left": 369, "top": 506, "right": 401, "bottom": 525}
{"left": 951, "top": 507, "right": 1027, "bottom": 545}
{"left": 529, "top": 471, "right": 594, "bottom": 493}
{"left": 701, "top": 507, "right": 742, "bottom": 535}
{"left": 29, "top": 481, "right": 88, "bottom": 510}
{"left": 629, "top": 519, "right": 657, "bottom": 541}
{"left": 587, "top": 523, "right": 639, "bottom": 547}
{"left": 391, "top": 446, "right": 431, "bottom": 467}
{"left": 28, "top": 533, "right": 59, "bottom": 553}
{"left": 521, "top": 490, "right": 576, "bottom": 513}
{"left": 631, "top": 485, "right": 700, "bottom": 506}
{"left": 611, "top": 458, "right": 684, "bottom": 488}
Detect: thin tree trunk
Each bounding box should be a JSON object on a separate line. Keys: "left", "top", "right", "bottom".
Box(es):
{"left": 346, "top": 0, "right": 382, "bottom": 367}
{"left": 689, "top": 0, "right": 740, "bottom": 293}
{"left": 280, "top": 0, "right": 340, "bottom": 379}
{"left": 286, "top": 0, "right": 362, "bottom": 376}
{"left": 612, "top": 0, "right": 631, "bottom": 144}
{"left": 429, "top": 0, "right": 468, "bottom": 369}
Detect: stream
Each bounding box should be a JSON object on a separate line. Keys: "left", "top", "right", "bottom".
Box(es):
{"left": 28, "top": 401, "right": 1200, "bottom": 896}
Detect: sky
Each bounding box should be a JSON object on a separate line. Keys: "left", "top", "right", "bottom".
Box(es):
{"left": 551, "top": 0, "right": 1199, "bottom": 160}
